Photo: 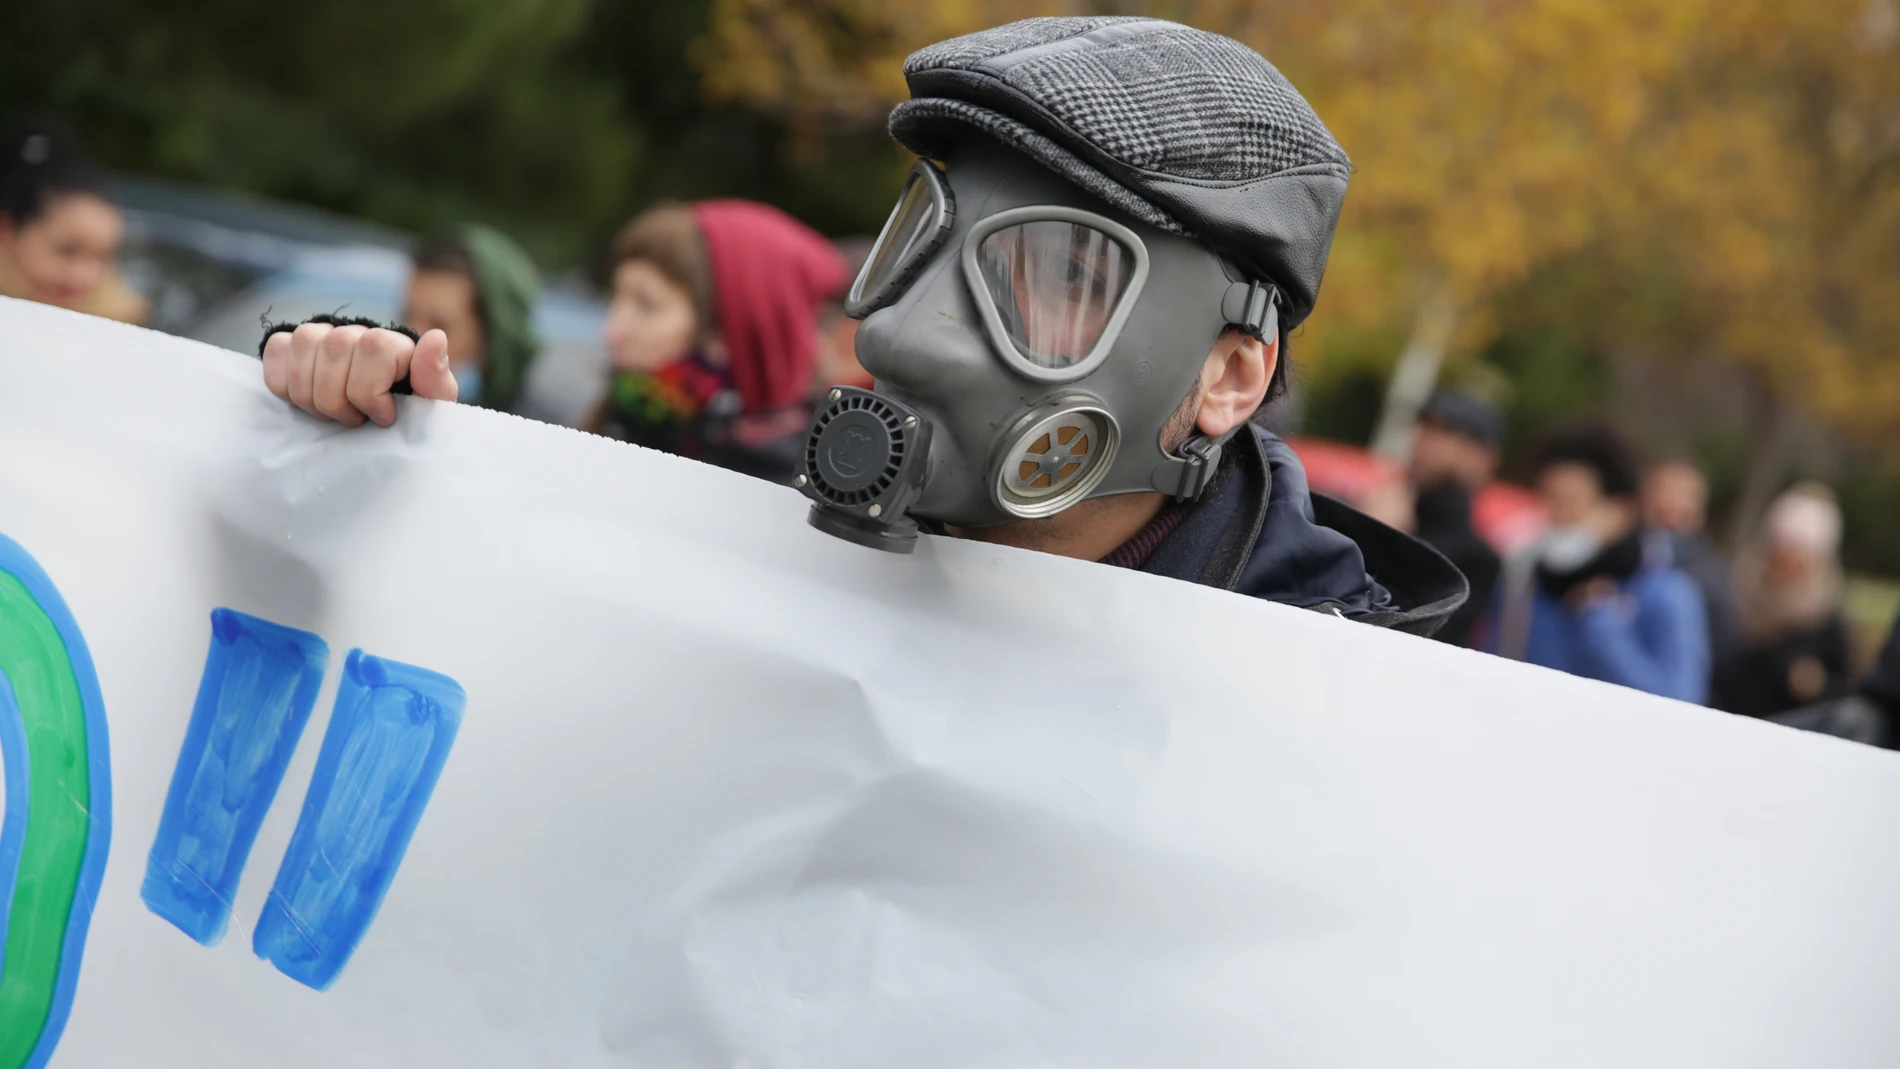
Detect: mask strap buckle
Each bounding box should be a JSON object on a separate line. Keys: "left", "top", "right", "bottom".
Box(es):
{"left": 1152, "top": 430, "right": 1236, "bottom": 502}
{"left": 1177, "top": 435, "right": 1225, "bottom": 501}
{"left": 1220, "top": 280, "right": 1279, "bottom": 339}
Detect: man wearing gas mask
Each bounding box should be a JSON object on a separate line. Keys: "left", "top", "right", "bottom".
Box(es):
{"left": 259, "top": 17, "right": 1466, "bottom": 636}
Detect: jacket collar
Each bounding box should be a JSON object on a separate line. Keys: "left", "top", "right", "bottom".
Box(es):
{"left": 1143, "top": 427, "right": 1468, "bottom": 636}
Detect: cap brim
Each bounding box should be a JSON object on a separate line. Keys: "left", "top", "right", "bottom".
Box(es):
{"left": 890, "top": 98, "right": 1187, "bottom": 237}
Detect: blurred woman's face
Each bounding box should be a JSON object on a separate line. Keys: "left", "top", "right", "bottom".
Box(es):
{"left": 0, "top": 192, "right": 123, "bottom": 309}
{"left": 604, "top": 258, "right": 699, "bottom": 374}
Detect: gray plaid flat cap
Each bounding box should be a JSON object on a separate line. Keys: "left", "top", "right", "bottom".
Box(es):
{"left": 891, "top": 16, "right": 1350, "bottom": 329}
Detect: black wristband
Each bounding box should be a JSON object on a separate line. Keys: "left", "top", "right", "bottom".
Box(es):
{"left": 257, "top": 315, "right": 422, "bottom": 395}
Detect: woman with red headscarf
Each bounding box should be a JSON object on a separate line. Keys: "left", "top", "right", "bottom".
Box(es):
{"left": 591, "top": 199, "right": 848, "bottom": 483}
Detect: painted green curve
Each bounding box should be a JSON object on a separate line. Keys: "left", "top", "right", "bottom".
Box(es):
{"left": 0, "top": 571, "right": 92, "bottom": 1068}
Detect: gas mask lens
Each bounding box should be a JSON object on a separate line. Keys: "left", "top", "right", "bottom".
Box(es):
{"left": 963, "top": 207, "right": 1150, "bottom": 383}
{"left": 977, "top": 221, "right": 1134, "bottom": 368}
{"left": 846, "top": 160, "right": 955, "bottom": 318}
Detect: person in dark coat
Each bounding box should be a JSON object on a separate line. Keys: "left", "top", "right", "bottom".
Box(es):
{"left": 1767, "top": 605, "right": 1898, "bottom": 749}
{"left": 1407, "top": 389, "right": 1505, "bottom": 646}
{"left": 1712, "top": 484, "right": 1853, "bottom": 719}
{"left": 1857, "top": 611, "right": 1900, "bottom": 747}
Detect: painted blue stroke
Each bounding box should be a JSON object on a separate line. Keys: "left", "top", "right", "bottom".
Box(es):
{"left": 0, "top": 670, "right": 27, "bottom": 971}
{"left": 254, "top": 649, "right": 463, "bottom": 991}
{"left": 142, "top": 609, "right": 328, "bottom": 946}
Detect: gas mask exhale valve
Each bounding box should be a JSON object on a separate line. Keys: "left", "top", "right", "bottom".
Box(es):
{"left": 796, "top": 386, "right": 935, "bottom": 552}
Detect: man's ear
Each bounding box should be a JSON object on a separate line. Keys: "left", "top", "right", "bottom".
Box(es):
{"left": 1194, "top": 328, "right": 1279, "bottom": 438}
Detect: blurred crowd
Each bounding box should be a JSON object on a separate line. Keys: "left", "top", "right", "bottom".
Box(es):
{"left": 5, "top": 113, "right": 1895, "bottom": 748}
{"left": 1379, "top": 387, "right": 1898, "bottom": 748}
{"left": 2, "top": 114, "right": 874, "bottom": 482}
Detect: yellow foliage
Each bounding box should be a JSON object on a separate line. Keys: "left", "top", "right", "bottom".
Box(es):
{"left": 697, "top": 0, "right": 1900, "bottom": 451}
{"left": 699, "top": 0, "right": 1079, "bottom": 127}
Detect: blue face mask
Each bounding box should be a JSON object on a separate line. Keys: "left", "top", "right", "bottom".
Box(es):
{"left": 452, "top": 364, "right": 484, "bottom": 404}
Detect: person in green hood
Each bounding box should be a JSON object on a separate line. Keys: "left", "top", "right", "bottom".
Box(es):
{"left": 403, "top": 224, "right": 541, "bottom": 412}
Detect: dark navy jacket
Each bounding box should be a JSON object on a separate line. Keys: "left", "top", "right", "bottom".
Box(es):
{"left": 1142, "top": 427, "right": 1467, "bottom": 637}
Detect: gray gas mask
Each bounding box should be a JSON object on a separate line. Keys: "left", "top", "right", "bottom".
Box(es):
{"left": 797, "top": 137, "right": 1279, "bottom": 553}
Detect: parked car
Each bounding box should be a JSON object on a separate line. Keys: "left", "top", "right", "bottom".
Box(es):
{"left": 115, "top": 177, "right": 608, "bottom": 429}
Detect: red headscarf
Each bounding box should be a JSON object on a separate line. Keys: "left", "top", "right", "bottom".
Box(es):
{"left": 689, "top": 200, "right": 849, "bottom": 414}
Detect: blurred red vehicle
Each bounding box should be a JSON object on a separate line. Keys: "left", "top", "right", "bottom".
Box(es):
{"left": 1285, "top": 436, "right": 1546, "bottom": 557}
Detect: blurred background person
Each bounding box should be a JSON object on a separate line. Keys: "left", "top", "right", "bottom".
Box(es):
{"left": 1761, "top": 550, "right": 1895, "bottom": 749}
{"left": 403, "top": 225, "right": 543, "bottom": 415}
{"left": 1409, "top": 388, "right": 1505, "bottom": 646}
{"left": 1642, "top": 459, "right": 1738, "bottom": 668}
{"left": 1856, "top": 610, "right": 1900, "bottom": 747}
{"left": 0, "top": 115, "right": 145, "bottom": 324}
{"left": 1490, "top": 424, "right": 1708, "bottom": 702}
{"left": 592, "top": 199, "right": 846, "bottom": 482}
{"left": 812, "top": 235, "right": 875, "bottom": 393}
{"left": 1355, "top": 475, "right": 1417, "bottom": 536}
{"left": 1711, "top": 484, "right": 1851, "bottom": 719}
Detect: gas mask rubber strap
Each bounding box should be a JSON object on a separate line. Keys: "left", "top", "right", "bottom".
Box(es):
{"left": 1151, "top": 426, "right": 1240, "bottom": 502}
{"left": 1149, "top": 281, "right": 1280, "bottom": 501}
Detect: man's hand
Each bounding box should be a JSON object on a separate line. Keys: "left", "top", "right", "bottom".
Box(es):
{"left": 261, "top": 322, "right": 457, "bottom": 427}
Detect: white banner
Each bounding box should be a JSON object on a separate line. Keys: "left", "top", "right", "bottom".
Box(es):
{"left": 1, "top": 297, "right": 1897, "bottom": 1068}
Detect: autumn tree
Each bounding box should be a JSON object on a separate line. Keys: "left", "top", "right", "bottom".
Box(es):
{"left": 1588, "top": 0, "right": 1900, "bottom": 520}
{"left": 701, "top": 0, "right": 1078, "bottom": 135}
{"left": 696, "top": 0, "right": 1900, "bottom": 486}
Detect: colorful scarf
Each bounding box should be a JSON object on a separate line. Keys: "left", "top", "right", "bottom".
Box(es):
{"left": 609, "top": 354, "right": 734, "bottom": 430}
